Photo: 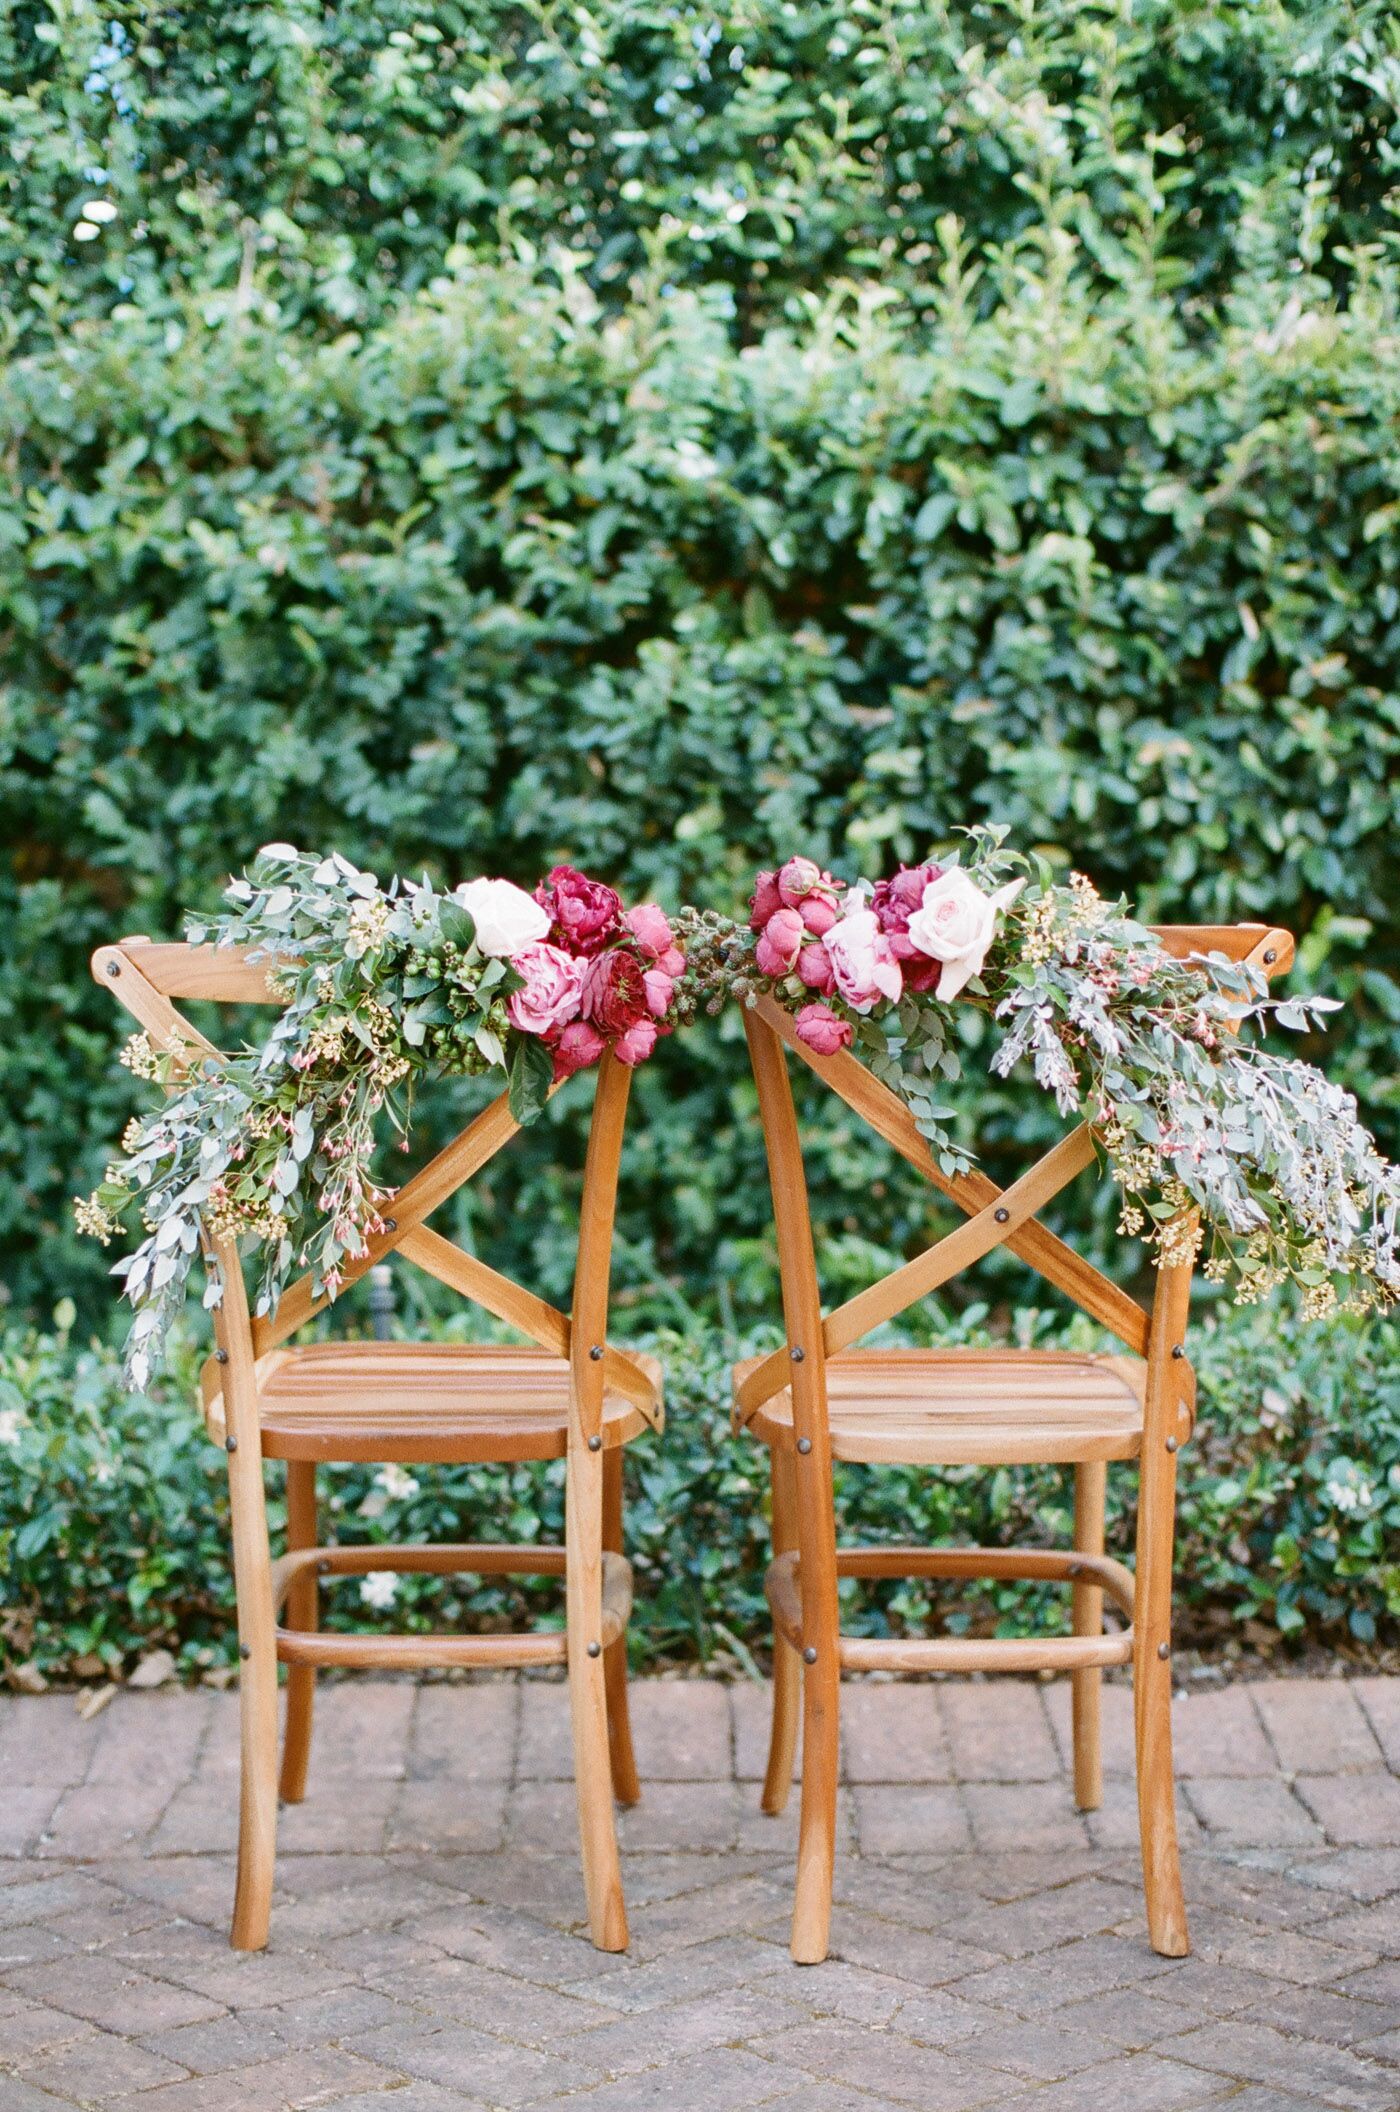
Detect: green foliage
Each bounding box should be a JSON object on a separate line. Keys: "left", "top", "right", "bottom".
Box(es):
{"left": 2, "top": 1, "right": 1398, "bottom": 1331}
{"left": 4, "top": 1300, "right": 1398, "bottom": 1680}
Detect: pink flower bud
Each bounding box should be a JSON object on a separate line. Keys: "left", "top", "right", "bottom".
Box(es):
{"left": 794, "top": 1003, "right": 853, "bottom": 1056}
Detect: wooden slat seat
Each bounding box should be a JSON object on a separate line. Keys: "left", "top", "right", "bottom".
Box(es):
{"left": 256, "top": 1343, "right": 662, "bottom": 1463}
{"left": 735, "top": 1348, "right": 1145, "bottom": 1465}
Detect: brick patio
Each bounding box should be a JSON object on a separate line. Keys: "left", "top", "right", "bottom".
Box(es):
{"left": 2, "top": 1673, "right": 1399, "bottom": 2110}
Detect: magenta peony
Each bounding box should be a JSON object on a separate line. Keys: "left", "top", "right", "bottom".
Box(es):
{"left": 535, "top": 864, "right": 623, "bottom": 955}
{"left": 581, "top": 949, "right": 650, "bottom": 1038}
{"left": 550, "top": 1020, "right": 606, "bottom": 1079}
{"left": 507, "top": 942, "right": 586, "bottom": 1035}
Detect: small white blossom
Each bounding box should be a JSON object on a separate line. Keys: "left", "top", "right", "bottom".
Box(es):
{"left": 375, "top": 1465, "right": 420, "bottom": 1502}
{"left": 82, "top": 199, "right": 119, "bottom": 222}
{"left": 0, "top": 1408, "right": 26, "bottom": 1446}
{"left": 359, "top": 1571, "right": 399, "bottom": 1610}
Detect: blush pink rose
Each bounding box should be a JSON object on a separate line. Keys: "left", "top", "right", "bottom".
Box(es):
{"left": 535, "top": 864, "right": 623, "bottom": 955}
{"left": 614, "top": 1017, "right": 658, "bottom": 1066}
{"left": 624, "top": 903, "right": 673, "bottom": 960}
{"left": 795, "top": 941, "right": 837, "bottom": 994}
{"left": 642, "top": 968, "right": 674, "bottom": 1018}
{"left": 823, "top": 909, "right": 903, "bottom": 1012}
{"left": 656, "top": 945, "right": 686, "bottom": 978}
{"left": 800, "top": 894, "right": 838, "bottom": 936}
{"left": 794, "top": 1003, "right": 852, "bottom": 1056}
{"left": 905, "top": 870, "right": 1025, "bottom": 1003}
{"left": 507, "top": 942, "right": 586, "bottom": 1035}
{"left": 749, "top": 869, "right": 782, "bottom": 931}
{"left": 550, "top": 1020, "right": 606, "bottom": 1079}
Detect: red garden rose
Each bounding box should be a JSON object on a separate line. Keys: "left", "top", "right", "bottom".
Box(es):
{"left": 581, "top": 949, "right": 650, "bottom": 1038}
{"left": 535, "top": 864, "right": 623, "bottom": 956}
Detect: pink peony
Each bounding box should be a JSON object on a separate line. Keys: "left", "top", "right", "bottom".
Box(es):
{"left": 642, "top": 968, "right": 674, "bottom": 1018}
{"left": 776, "top": 856, "right": 825, "bottom": 908}
{"left": 762, "top": 907, "right": 805, "bottom": 971}
{"left": 824, "top": 909, "right": 903, "bottom": 1012}
{"left": 795, "top": 941, "right": 837, "bottom": 994}
{"left": 794, "top": 1003, "right": 853, "bottom": 1056}
{"left": 749, "top": 869, "right": 783, "bottom": 931}
{"left": 624, "top": 903, "right": 674, "bottom": 960}
{"left": 507, "top": 942, "right": 586, "bottom": 1035}
{"left": 550, "top": 1020, "right": 606, "bottom": 1079}
{"left": 800, "top": 894, "right": 838, "bottom": 936}
{"left": 580, "top": 949, "right": 650, "bottom": 1037}
{"left": 613, "top": 1017, "right": 659, "bottom": 1066}
{"left": 535, "top": 864, "right": 623, "bottom": 955}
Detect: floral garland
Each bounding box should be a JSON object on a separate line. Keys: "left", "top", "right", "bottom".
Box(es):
{"left": 675, "top": 831, "right": 1400, "bottom": 1320}
{"left": 79, "top": 847, "right": 689, "bottom": 1386}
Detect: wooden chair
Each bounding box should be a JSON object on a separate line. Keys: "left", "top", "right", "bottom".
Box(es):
{"left": 94, "top": 935, "right": 663, "bottom": 1954}
{"left": 733, "top": 923, "right": 1294, "bottom": 1964}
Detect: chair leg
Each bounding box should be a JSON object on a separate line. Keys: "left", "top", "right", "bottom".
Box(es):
{"left": 567, "top": 1444, "right": 629, "bottom": 1952}
{"left": 1071, "top": 1460, "right": 1106, "bottom": 1812}
{"left": 601, "top": 1448, "right": 640, "bottom": 1808}
{"left": 228, "top": 1472, "right": 279, "bottom": 1953}
{"left": 762, "top": 1448, "right": 800, "bottom": 1817}
{"left": 1134, "top": 1451, "right": 1189, "bottom": 1957}
{"left": 279, "top": 1461, "right": 317, "bottom": 1805}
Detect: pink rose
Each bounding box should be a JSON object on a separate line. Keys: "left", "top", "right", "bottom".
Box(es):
{"left": 800, "top": 894, "right": 838, "bottom": 936}
{"left": 535, "top": 864, "right": 623, "bottom": 955}
{"left": 657, "top": 946, "right": 686, "bottom": 978}
{"left": 777, "top": 856, "right": 825, "bottom": 908}
{"left": 749, "top": 870, "right": 782, "bottom": 931}
{"left": 581, "top": 949, "right": 650, "bottom": 1037}
{"left": 550, "top": 1020, "right": 606, "bottom": 1079}
{"left": 754, "top": 932, "right": 793, "bottom": 978}
{"left": 625, "top": 903, "right": 673, "bottom": 960}
{"left": 507, "top": 942, "right": 586, "bottom": 1035}
{"left": 794, "top": 1003, "right": 853, "bottom": 1056}
{"left": 906, "top": 870, "right": 1025, "bottom": 1003}
{"left": 642, "top": 968, "right": 674, "bottom": 1018}
{"left": 614, "top": 1017, "right": 659, "bottom": 1066}
{"left": 761, "top": 907, "right": 804, "bottom": 971}
{"left": 795, "top": 941, "right": 836, "bottom": 994}
{"left": 824, "top": 909, "right": 903, "bottom": 1012}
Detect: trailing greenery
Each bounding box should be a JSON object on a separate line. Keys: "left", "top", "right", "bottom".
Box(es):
{"left": 2, "top": 1, "right": 1399, "bottom": 1328}
{"left": 3, "top": 1298, "right": 1398, "bottom": 1683}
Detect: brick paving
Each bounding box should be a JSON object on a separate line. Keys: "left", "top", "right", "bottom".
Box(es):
{"left": 2, "top": 1674, "right": 1399, "bottom": 2109}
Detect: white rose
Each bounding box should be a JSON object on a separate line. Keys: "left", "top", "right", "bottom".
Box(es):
{"left": 451, "top": 877, "right": 550, "bottom": 958}
{"left": 906, "top": 869, "right": 1025, "bottom": 1003}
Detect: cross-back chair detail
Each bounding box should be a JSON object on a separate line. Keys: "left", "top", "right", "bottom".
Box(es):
{"left": 95, "top": 934, "right": 663, "bottom": 1955}
{"left": 735, "top": 923, "right": 1293, "bottom": 1965}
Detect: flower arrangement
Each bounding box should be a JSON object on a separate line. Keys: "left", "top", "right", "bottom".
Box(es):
{"left": 676, "top": 831, "right": 1400, "bottom": 1320}
{"left": 78, "top": 847, "right": 688, "bottom": 1385}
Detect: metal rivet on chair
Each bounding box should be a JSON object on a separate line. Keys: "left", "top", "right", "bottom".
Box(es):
{"left": 587, "top": 1641, "right": 602, "bottom": 1658}
{"left": 239, "top": 1643, "right": 251, "bottom": 1660}
{"left": 1171, "top": 1344, "right": 1185, "bottom": 1360}
{"left": 105, "top": 960, "right": 120, "bottom": 977}
{"left": 796, "top": 1437, "right": 812, "bottom": 1455}
{"left": 225, "top": 1436, "right": 237, "bottom": 1453}
{"left": 587, "top": 1433, "right": 602, "bottom": 1452}
{"left": 1157, "top": 1642, "right": 1171, "bottom": 1660}
{"left": 1165, "top": 1436, "right": 1178, "bottom": 1453}
{"left": 215, "top": 1348, "right": 229, "bottom": 1364}
{"left": 1067, "top": 1561, "right": 1081, "bottom": 1579}
{"left": 790, "top": 1345, "right": 805, "bottom": 1363}
{"left": 589, "top": 1344, "right": 603, "bottom": 1361}
{"left": 317, "top": 1560, "right": 330, "bottom": 1576}
{"left": 1263, "top": 948, "right": 1277, "bottom": 965}
{"left": 802, "top": 1646, "right": 818, "bottom": 1665}
{"left": 994, "top": 1207, "right": 1009, "bottom": 1224}
{"left": 383, "top": 1217, "right": 397, "bottom": 1233}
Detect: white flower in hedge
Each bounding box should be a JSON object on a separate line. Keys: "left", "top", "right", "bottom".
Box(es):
{"left": 907, "top": 868, "right": 1025, "bottom": 1003}
{"left": 359, "top": 1570, "right": 399, "bottom": 1610}
{"left": 0, "top": 1408, "right": 25, "bottom": 1446}
{"left": 1322, "top": 1459, "right": 1375, "bottom": 1516}
{"left": 450, "top": 877, "right": 549, "bottom": 957}
{"left": 375, "top": 1464, "right": 419, "bottom": 1502}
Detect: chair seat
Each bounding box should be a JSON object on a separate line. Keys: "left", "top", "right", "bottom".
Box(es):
{"left": 733, "top": 1347, "right": 1146, "bottom": 1465}
{"left": 255, "top": 1342, "right": 663, "bottom": 1463}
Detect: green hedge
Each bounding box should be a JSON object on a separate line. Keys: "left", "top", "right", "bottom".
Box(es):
{"left": 3, "top": 1300, "right": 1398, "bottom": 1681}
{"left": 2, "top": 3, "right": 1398, "bottom": 1336}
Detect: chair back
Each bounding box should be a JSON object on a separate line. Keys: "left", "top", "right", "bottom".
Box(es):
{"left": 92, "top": 936, "right": 656, "bottom": 1450}
{"left": 738, "top": 920, "right": 1296, "bottom": 1470}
